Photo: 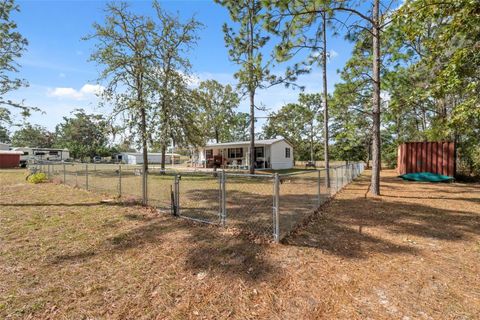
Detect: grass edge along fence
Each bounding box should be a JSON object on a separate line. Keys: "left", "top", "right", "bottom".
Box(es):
{"left": 32, "top": 162, "right": 365, "bottom": 242}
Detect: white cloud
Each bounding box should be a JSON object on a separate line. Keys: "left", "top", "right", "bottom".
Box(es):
{"left": 329, "top": 50, "right": 339, "bottom": 60}
{"left": 80, "top": 84, "right": 103, "bottom": 95}
{"left": 48, "top": 84, "right": 104, "bottom": 100}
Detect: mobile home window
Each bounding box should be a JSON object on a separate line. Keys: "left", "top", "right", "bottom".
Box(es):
{"left": 228, "top": 148, "right": 243, "bottom": 158}
{"left": 254, "top": 147, "right": 264, "bottom": 158}
{"left": 205, "top": 149, "right": 213, "bottom": 159}
{"left": 285, "top": 147, "right": 291, "bottom": 158}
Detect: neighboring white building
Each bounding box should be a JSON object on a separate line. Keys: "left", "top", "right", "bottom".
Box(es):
{"left": 0, "top": 143, "right": 9, "bottom": 151}
{"left": 115, "top": 152, "right": 181, "bottom": 165}
{"left": 12, "top": 147, "right": 70, "bottom": 166}
{"left": 195, "top": 137, "right": 294, "bottom": 170}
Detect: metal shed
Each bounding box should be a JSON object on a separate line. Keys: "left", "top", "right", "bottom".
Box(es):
{"left": 397, "top": 141, "right": 456, "bottom": 177}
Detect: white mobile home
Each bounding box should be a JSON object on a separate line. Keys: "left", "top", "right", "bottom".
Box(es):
{"left": 195, "top": 137, "right": 294, "bottom": 170}
{"left": 12, "top": 147, "right": 70, "bottom": 166}
{"left": 115, "top": 152, "right": 181, "bottom": 165}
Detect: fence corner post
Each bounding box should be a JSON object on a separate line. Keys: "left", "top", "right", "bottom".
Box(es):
{"left": 221, "top": 170, "right": 226, "bottom": 226}
{"left": 85, "top": 163, "right": 89, "bottom": 190}
{"left": 118, "top": 164, "right": 122, "bottom": 198}
{"left": 317, "top": 169, "right": 321, "bottom": 207}
{"left": 143, "top": 168, "right": 148, "bottom": 206}
{"left": 174, "top": 173, "right": 180, "bottom": 216}
{"left": 273, "top": 173, "right": 280, "bottom": 243}
{"left": 335, "top": 166, "right": 339, "bottom": 193}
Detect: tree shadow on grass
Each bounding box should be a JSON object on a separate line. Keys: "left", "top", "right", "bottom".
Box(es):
{"left": 182, "top": 227, "right": 278, "bottom": 282}
{"left": 46, "top": 172, "right": 480, "bottom": 282}
{"left": 284, "top": 194, "right": 480, "bottom": 259}
{"left": 48, "top": 209, "right": 278, "bottom": 283}
{"left": 381, "top": 194, "right": 480, "bottom": 203}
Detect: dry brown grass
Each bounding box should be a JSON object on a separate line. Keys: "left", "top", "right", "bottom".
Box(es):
{"left": 1, "top": 168, "right": 479, "bottom": 319}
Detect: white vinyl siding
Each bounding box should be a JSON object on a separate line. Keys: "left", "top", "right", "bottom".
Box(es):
{"left": 269, "top": 140, "right": 294, "bottom": 170}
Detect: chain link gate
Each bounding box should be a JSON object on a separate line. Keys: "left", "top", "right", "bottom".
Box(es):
{"left": 175, "top": 171, "right": 222, "bottom": 224}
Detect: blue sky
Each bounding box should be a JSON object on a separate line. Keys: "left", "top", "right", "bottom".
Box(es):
{"left": 8, "top": 0, "right": 356, "bottom": 132}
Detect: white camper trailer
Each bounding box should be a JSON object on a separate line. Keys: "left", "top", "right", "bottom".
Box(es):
{"left": 13, "top": 147, "right": 70, "bottom": 167}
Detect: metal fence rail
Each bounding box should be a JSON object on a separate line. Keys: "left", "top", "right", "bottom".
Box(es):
{"left": 32, "top": 161, "right": 365, "bottom": 242}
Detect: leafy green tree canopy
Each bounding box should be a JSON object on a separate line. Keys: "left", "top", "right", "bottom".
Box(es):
{"left": 0, "top": 0, "right": 39, "bottom": 125}
{"left": 263, "top": 93, "right": 323, "bottom": 161}
{"left": 194, "top": 79, "right": 240, "bottom": 143}
{"left": 11, "top": 123, "right": 54, "bottom": 148}
{"left": 55, "top": 110, "right": 111, "bottom": 161}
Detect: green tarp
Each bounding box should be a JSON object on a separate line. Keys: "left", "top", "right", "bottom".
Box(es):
{"left": 399, "top": 172, "right": 454, "bottom": 182}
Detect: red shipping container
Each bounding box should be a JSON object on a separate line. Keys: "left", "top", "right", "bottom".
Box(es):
{"left": 397, "top": 142, "right": 456, "bottom": 177}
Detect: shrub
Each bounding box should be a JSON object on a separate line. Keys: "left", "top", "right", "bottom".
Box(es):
{"left": 27, "top": 172, "right": 49, "bottom": 184}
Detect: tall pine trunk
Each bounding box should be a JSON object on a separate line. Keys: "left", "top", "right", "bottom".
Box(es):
{"left": 161, "top": 144, "right": 166, "bottom": 171}
{"left": 370, "top": 0, "right": 381, "bottom": 195}
{"left": 322, "top": 12, "right": 331, "bottom": 188}
{"left": 248, "top": 2, "right": 255, "bottom": 175}
{"left": 136, "top": 70, "right": 148, "bottom": 206}
{"left": 249, "top": 90, "right": 255, "bottom": 174}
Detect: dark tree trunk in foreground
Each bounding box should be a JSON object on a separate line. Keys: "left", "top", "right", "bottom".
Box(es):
{"left": 249, "top": 90, "right": 255, "bottom": 174}
{"left": 161, "top": 144, "right": 166, "bottom": 171}
{"left": 140, "top": 104, "right": 148, "bottom": 205}
{"left": 370, "top": 0, "right": 381, "bottom": 195}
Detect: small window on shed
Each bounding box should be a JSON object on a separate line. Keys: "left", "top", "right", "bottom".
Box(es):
{"left": 285, "top": 147, "right": 291, "bottom": 158}
{"left": 23, "top": 151, "right": 29, "bottom": 155}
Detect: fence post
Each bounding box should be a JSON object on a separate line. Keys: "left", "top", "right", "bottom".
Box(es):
{"left": 218, "top": 171, "right": 222, "bottom": 222}
{"left": 85, "top": 163, "right": 89, "bottom": 190}
{"left": 63, "top": 163, "right": 66, "bottom": 184}
{"left": 146, "top": 169, "right": 148, "bottom": 206}
{"left": 142, "top": 168, "right": 148, "bottom": 206}
{"left": 174, "top": 174, "right": 180, "bottom": 216}
{"left": 220, "top": 170, "right": 226, "bottom": 226}
{"left": 317, "top": 170, "right": 321, "bottom": 207}
{"left": 335, "top": 167, "right": 339, "bottom": 193}
{"left": 273, "top": 173, "right": 280, "bottom": 243}
{"left": 118, "top": 164, "right": 122, "bottom": 198}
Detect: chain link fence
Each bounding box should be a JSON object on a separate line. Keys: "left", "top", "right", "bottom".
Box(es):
{"left": 31, "top": 162, "right": 365, "bottom": 241}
